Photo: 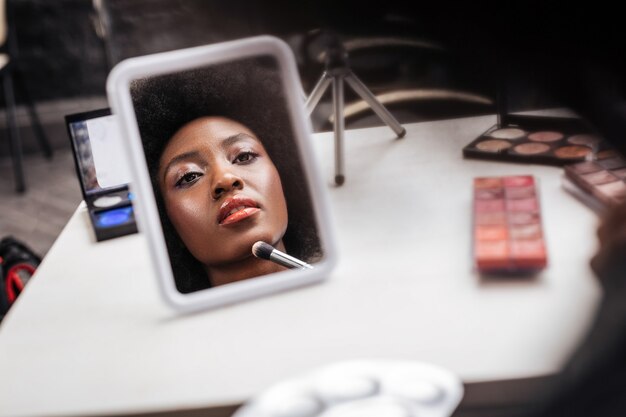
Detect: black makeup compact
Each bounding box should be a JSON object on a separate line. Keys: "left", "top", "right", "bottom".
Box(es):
{"left": 462, "top": 115, "right": 613, "bottom": 166}
{"left": 463, "top": 75, "right": 612, "bottom": 166}
{"left": 65, "top": 108, "right": 138, "bottom": 241}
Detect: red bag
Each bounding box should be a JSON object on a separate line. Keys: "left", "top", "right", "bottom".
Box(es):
{"left": 0, "top": 236, "right": 41, "bottom": 320}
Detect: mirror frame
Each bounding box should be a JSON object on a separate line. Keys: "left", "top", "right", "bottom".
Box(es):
{"left": 106, "top": 36, "right": 337, "bottom": 312}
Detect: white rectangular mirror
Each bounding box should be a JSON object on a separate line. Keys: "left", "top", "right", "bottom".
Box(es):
{"left": 106, "top": 36, "right": 337, "bottom": 312}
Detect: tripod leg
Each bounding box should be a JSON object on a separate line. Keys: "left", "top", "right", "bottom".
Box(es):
{"left": 305, "top": 71, "right": 332, "bottom": 116}
{"left": 345, "top": 72, "right": 406, "bottom": 138}
{"left": 332, "top": 76, "right": 345, "bottom": 186}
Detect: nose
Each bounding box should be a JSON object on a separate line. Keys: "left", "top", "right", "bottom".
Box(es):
{"left": 211, "top": 165, "right": 243, "bottom": 200}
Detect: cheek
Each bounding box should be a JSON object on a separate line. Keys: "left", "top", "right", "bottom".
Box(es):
{"left": 262, "top": 165, "right": 289, "bottom": 230}
{"left": 163, "top": 190, "right": 212, "bottom": 257}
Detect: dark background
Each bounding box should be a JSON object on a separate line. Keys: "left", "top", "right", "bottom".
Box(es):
{"left": 12, "top": 1, "right": 621, "bottom": 106}
{"left": 10, "top": 1, "right": 625, "bottom": 96}
{"left": 9, "top": 0, "right": 108, "bottom": 102}
{"left": 4, "top": 0, "right": 626, "bottom": 151}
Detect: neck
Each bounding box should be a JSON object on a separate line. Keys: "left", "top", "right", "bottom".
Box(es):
{"left": 207, "top": 241, "right": 288, "bottom": 287}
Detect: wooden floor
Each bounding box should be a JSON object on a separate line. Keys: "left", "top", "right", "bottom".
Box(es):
{"left": 0, "top": 149, "right": 82, "bottom": 259}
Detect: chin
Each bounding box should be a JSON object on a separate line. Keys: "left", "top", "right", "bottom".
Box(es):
{"left": 245, "top": 227, "right": 283, "bottom": 249}
{"left": 245, "top": 217, "right": 282, "bottom": 238}
{"left": 213, "top": 228, "right": 284, "bottom": 264}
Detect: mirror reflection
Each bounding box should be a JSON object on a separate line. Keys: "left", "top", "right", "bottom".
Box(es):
{"left": 130, "top": 57, "right": 322, "bottom": 293}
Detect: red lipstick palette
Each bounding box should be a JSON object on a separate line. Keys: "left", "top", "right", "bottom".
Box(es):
{"left": 473, "top": 175, "right": 547, "bottom": 274}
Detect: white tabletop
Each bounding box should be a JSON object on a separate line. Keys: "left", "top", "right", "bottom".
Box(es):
{"left": 0, "top": 114, "right": 602, "bottom": 417}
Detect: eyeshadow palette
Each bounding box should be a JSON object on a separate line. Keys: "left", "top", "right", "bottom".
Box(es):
{"left": 473, "top": 175, "right": 547, "bottom": 274}
{"left": 563, "top": 151, "right": 626, "bottom": 210}
{"left": 463, "top": 115, "right": 608, "bottom": 166}
{"left": 66, "top": 108, "right": 138, "bottom": 242}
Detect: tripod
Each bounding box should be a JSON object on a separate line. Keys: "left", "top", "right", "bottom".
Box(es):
{"left": 304, "top": 33, "right": 406, "bottom": 185}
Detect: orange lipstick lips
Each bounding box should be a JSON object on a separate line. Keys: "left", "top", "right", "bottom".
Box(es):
{"left": 218, "top": 197, "right": 260, "bottom": 225}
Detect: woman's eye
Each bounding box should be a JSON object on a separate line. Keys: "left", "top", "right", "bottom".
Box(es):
{"left": 175, "top": 172, "right": 202, "bottom": 187}
{"left": 234, "top": 151, "right": 258, "bottom": 164}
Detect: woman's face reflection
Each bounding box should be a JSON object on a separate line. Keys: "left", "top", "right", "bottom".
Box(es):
{"left": 158, "top": 116, "right": 288, "bottom": 283}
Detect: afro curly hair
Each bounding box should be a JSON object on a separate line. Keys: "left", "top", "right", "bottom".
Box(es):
{"left": 131, "top": 56, "right": 322, "bottom": 293}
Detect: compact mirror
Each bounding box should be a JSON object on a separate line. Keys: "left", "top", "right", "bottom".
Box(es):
{"left": 106, "top": 36, "right": 336, "bottom": 312}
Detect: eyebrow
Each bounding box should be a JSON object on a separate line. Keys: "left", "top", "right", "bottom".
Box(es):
{"left": 221, "top": 132, "right": 258, "bottom": 149}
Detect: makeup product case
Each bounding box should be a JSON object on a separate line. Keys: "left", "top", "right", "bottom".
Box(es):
{"left": 463, "top": 114, "right": 609, "bottom": 166}
{"left": 65, "top": 108, "right": 138, "bottom": 241}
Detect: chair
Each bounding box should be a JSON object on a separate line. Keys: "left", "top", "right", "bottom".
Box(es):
{"left": 1, "top": 0, "right": 52, "bottom": 193}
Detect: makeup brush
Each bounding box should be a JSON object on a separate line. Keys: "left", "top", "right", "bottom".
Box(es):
{"left": 252, "top": 241, "right": 314, "bottom": 270}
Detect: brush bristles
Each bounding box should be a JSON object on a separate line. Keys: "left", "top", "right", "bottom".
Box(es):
{"left": 252, "top": 241, "right": 274, "bottom": 260}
